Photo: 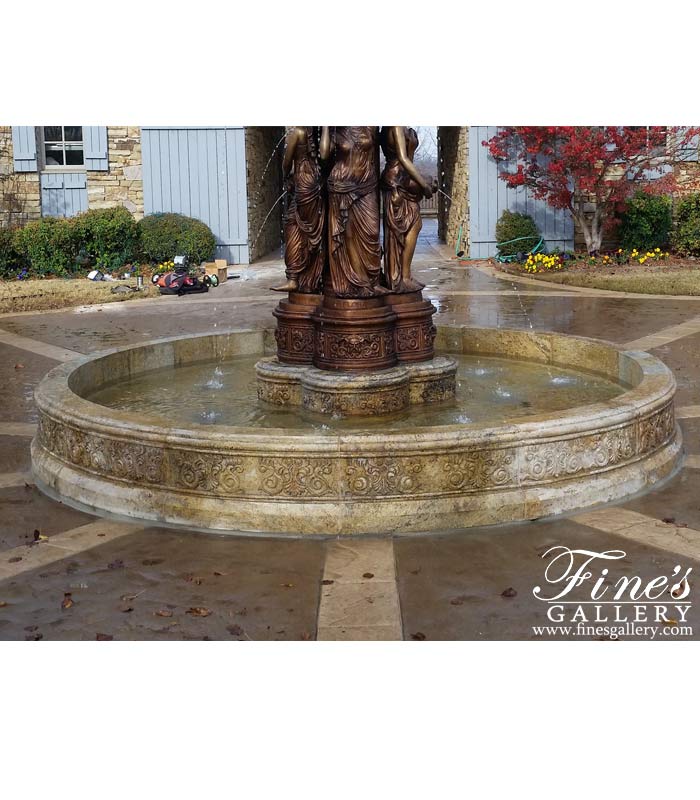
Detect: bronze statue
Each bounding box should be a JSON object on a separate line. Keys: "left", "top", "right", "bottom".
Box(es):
{"left": 320, "top": 126, "right": 386, "bottom": 298}
{"left": 272, "top": 126, "right": 324, "bottom": 293}
{"left": 380, "top": 126, "right": 433, "bottom": 293}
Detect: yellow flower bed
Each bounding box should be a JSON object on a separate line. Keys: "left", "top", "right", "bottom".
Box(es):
{"left": 523, "top": 253, "right": 564, "bottom": 274}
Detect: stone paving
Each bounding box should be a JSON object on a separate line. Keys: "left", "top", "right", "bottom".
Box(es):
{"left": 1, "top": 219, "right": 699, "bottom": 641}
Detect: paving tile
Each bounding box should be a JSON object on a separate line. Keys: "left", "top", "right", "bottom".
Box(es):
{"left": 0, "top": 436, "right": 32, "bottom": 473}
{"left": 322, "top": 538, "right": 396, "bottom": 584}
{"left": 0, "top": 527, "right": 325, "bottom": 641}
{"left": 0, "top": 343, "right": 57, "bottom": 423}
{"left": 0, "top": 485, "right": 95, "bottom": 553}
{"left": 317, "top": 580, "right": 401, "bottom": 630}
{"left": 395, "top": 519, "right": 700, "bottom": 641}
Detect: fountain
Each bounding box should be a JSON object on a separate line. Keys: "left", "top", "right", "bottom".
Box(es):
{"left": 31, "top": 127, "right": 682, "bottom": 536}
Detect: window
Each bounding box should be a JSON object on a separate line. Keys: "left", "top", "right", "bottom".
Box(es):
{"left": 42, "top": 126, "right": 84, "bottom": 167}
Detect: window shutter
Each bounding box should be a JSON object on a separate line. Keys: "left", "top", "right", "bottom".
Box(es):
{"left": 11, "top": 126, "right": 38, "bottom": 172}
{"left": 677, "top": 127, "right": 699, "bottom": 162}
{"left": 84, "top": 126, "right": 109, "bottom": 170}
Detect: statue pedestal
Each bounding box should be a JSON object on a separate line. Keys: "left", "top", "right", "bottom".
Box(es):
{"left": 272, "top": 292, "right": 321, "bottom": 365}
{"left": 256, "top": 355, "right": 457, "bottom": 418}
{"left": 385, "top": 290, "right": 437, "bottom": 363}
{"left": 311, "top": 293, "right": 398, "bottom": 372}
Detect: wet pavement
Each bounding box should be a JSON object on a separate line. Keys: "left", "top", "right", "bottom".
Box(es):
{"left": 1, "top": 218, "right": 700, "bottom": 640}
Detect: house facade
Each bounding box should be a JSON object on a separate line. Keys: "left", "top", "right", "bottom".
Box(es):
{"left": 0, "top": 125, "right": 284, "bottom": 263}
{"left": 2, "top": 126, "right": 699, "bottom": 263}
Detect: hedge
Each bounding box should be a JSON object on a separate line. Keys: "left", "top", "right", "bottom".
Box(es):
{"left": 618, "top": 191, "right": 672, "bottom": 252}
{"left": 72, "top": 206, "right": 140, "bottom": 271}
{"left": 495, "top": 210, "right": 541, "bottom": 257}
{"left": 137, "top": 213, "right": 216, "bottom": 264}
{"left": 672, "top": 193, "right": 700, "bottom": 257}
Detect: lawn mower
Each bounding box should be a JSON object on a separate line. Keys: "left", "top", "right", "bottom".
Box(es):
{"left": 151, "top": 255, "right": 219, "bottom": 296}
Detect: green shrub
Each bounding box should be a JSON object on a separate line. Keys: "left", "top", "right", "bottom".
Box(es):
{"left": 14, "top": 218, "right": 79, "bottom": 276}
{"left": 495, "top": 210, "right": 541, "bottom": 257}
{"left": 138, "top": 213, "right": 216, "bottom": 264}
{"left": 672, "top": 193, "right": 700, "bottom": 256}
{"left": 0, "top": 228, "right": 24, "bottom": 277}
{"left": 72, "top": 206, "right": 140, "bottom": 271}
{"left": 618, "top": 191, "right": 672, "bottom": 252}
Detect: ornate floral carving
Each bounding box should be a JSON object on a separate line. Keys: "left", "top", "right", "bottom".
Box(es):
{"left": 345, "top": 457, "right": 423, "bottom": 496}
{"left": 175, "top": 454, "right": 244, "bottom": 494}
{"left": 443, "top": 449, "right": 516, "bottom": 491}
{"left": 259, "top": 457, "right": 334, "bottom": 497}
{"left": 416, "top": 376, "right": 456, "bottom": 404}
{"left": 315, "top": 330, "right": 395, "bottom": 362}
{"left": 395, "top": 322, "right": 436, "bottom": 355}
{"left": 521, "top": 426, "right": 637, "bottom": 483}
{"left": 638, "top": 403, "right": 675, "bottom": 455}
{"left": 38, "top": 414, "right": 164, "bottom": 484}
{"left": 258, "top": 382, "right": 293, "bottom": 405}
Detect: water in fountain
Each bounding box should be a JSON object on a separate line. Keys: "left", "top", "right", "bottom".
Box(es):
{"left": 87, "top": 353, "right": 626, "bottom": 433}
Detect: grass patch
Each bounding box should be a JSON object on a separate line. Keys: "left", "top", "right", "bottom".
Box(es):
{"left": 0, "top": 279, "right": 158, "bottom": 314}
{"left": 524, "top": 269, "right": 700, "bottom": 296}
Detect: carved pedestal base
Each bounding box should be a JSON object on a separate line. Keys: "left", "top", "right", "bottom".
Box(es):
{"left": 311, "top": 293, "right": 398, "bottom": 372}
{"left": 386, "top": 290, "right": 437, "bottom": 363}
{"left": 256, "top": 355, "right": 457, "bottom": 417}
{"left": 272, "top": 292, "right": 321, "bottom": 365}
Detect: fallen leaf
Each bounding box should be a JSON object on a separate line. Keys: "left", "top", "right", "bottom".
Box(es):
{"left": 61, "top": 592, "right": 73, "bottom": 610}
{"left": 321, "top": 579, "right": 334, "bottom": 585}
{"left": 409, "top": 567, "right": 421, "bottom": 575}
{"left": 120, "top": 606, "right": 134, "bottom": 613}
{"left": 8, "top": 556, "right": 22, "bottom": 564}
{"left": 411, "top": 632, "right": 426, "bottom": 641}
{"left": 362, "top": 572, "right": 374, "bottom": 579}
{"left": 25, "top": 633, "right": 43, "bottom": 641}
{"left": 14, "top": 363, "right": 25, "bottom": 370}
{"left": 301, "top": 632, "right": 312, "bottom": 640}
{"left": 142, "top": 558, "right": 164, "bottom": 566}
{"left": 186, "top": 607, "right": 211, "bottom": 617}
{"left": 671, "top": 579, "right": 690, "bottom": 599}
{"left": 95, "top": 633, "right": 113, "bottom": 641}
{"left": 450, "top": 595, "right": 468, "bottom": 606}
{"left": 662, "top": 517, "right": 676, "bottom": 524}
{"left": 107, "top": 559, "right": 124, "bottom": 570}
{"left": 281, "top": 583, "right": 294, "bottom": 588}
{"left": 227, "top": 624, "right": 244, "bottom": 636}
{"left": 213, "top": 571, "right": 227, "bottom": 577}
{"left": 501, "top": 587, "right": 518, "bottom": 598}
{"left": 155, "top": 609, "right": 173, "bottom": 618}
{"left": 664, "top": 618, "right": 679, "bottom": 626}
{"left": 0, "top": 601, "right": 6, "bottom": 607}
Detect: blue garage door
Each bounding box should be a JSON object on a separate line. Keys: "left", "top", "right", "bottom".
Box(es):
{"left": 141, "top": 127, "right": 249, "bottom": 264}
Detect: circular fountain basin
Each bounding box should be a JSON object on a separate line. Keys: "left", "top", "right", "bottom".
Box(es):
{"left": 31, "top": 326, "right": 682, "bottom": 536}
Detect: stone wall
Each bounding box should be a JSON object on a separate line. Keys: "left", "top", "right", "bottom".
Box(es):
{"left": 437, "top": 126, "right": 469, "bottom": 253}
{"left": 0, "top": 127, "right": 41, "bottom": 227}
{"left": 86, "top": 127, "right": 144, "bottom": 217}
{"left": 245, "top": 126, "right": 285, "bottom": 262}
{"left": 0, "top": 126, "right": 143, "bottom": 226}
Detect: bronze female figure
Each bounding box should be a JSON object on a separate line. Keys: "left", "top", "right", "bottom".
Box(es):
{"left": 379, "top": 126, "right": 433, "bottom": 293}
{"left": 272, "top": 126, "right": 324, "bottom": 293}
{"left": 320, "top": 126, "right": 385, "bottom": 298}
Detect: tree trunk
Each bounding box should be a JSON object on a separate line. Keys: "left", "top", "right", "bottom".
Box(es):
{"left": 572, "top": 208, "right": 604, "bottom": 255}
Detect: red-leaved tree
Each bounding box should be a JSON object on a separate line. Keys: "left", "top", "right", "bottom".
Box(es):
{"left": 483, "top": 126, "right": 700, "bottom": 254}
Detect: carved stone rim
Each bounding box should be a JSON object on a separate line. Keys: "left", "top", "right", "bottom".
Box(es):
{"left": 35, "top": 326, "right": 674, "bottom": 451}
{"left": 30, "top": 325, "right": 681, "bottom": 534}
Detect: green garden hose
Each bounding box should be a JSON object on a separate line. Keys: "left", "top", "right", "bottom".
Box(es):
{"left": 494, "top": 235, "right": 544, "bottom": 263}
